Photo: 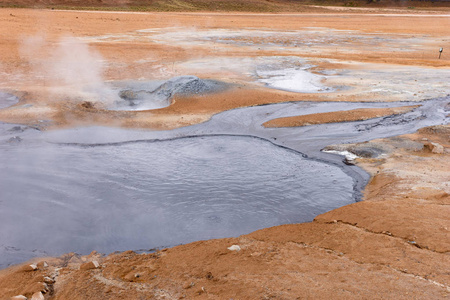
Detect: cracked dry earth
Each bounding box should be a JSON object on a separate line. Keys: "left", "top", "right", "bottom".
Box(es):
{"left": 1, "top": 125, "right": 448, "bottom": 299}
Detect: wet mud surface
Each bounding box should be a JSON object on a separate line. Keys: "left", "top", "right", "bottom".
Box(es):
{"left": 0, "top": 93, "right": 448, "bottom": 267}
{"left": 0, "top": 135, "right": 354, "bottom": 268}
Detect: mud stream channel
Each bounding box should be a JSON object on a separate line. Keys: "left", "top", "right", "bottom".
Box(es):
{"left": 0, "top": 87, "right": 448, "bottom": 268}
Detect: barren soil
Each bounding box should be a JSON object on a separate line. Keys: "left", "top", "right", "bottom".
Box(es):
{"left": 2, "top": 0, "right": 450, "bottom": 12}
{"left": 0, "top": 8, "right": 449, "bottom": 129}
{"left": 263, "top": 105, "right": 420, "bottom": 128}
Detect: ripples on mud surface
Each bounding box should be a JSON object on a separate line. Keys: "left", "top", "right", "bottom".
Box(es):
{"left": 0, "top": 135, "right": 353, "bottom": 267}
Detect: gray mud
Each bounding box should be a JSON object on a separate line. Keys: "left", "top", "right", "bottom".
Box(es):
{"left": 0, "top": 93, "right": 448, "bottom": 268}
{"left": 0, "top": 92, "right": 18, "bottom": 109}
{"left": 0, "top": 135, "right": 353, "bottom": 268}
{"left": 42, "top": 96, "right": 449, "bottom": 200}
{"left": 111, "top": 76, "right": 230, "bottom": 111}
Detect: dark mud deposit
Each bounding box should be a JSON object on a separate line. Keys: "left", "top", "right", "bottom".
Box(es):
{"left": 0, "top": 88, "right": 448, "bottom": 268}
{"left": 111, "top": 76, "right": 231, "bottom": 111}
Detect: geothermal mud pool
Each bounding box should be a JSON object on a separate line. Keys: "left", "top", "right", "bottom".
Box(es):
{"left": 0, "top": 85, "right": 448, "bottom": 268}
{"left": 0, "top": 20, "right": 449, "bottom": 269}
{"left": 0, "top": 134, "right": 354, "bottom": 268}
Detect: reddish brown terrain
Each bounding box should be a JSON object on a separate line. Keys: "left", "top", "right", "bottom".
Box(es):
{"left": 263, "top": 105, "right": 420, "bottom": 128}
{"left": 0, "top": 4, "right": 449, "bottom": 299}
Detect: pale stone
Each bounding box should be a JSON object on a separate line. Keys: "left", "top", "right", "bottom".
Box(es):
{"left": 22, "top": 264, "right": 37, "bottom": 272}
{"left": 227, "top": 245, "right": 241, "bottom": 251}
{"left": 92, "top": 260, "right": 100, "bottom": 268}
{"left": 80, "top": 260, "right": 100, "bottom": 270}
{"left": 43, "top": 276, "right": 55, "bottom": 284}
{"left": 31, "top": 292, "right": 44, "bottom": 300}
{"left": 11, "top": 296, "right": 27, "bottom": 300}
{"left": 430, "top": 142, "right": 444, "bottom": 154}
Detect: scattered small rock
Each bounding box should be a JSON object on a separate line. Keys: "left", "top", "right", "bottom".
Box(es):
{"left": 424, "top": 142, "right": 444, "bottom": 154}
{"left": 227, "top": 245, "right": 241, "bottom": 251}
{"left": 430, "top": 142, "right": 444, "bottom": 154}
{"left": 30, "top": 292, "right": 44, "bottom": 300}
{"left": 343, "top": 157, "right": 355, "bottom": 165}
{"left": 80, "top": 260, "right": 100, "bottom": 270}
{"left": 67, "top": 254, "right": 82, "bottom": 265}
{"left": 43, "top": 276, "right": 55, "bottom": 284}
{"left": 22, "top": 264, "right": 37, "bottom": 272}
{"left": 184, "top": 282, "right": 195, "bottom": 289}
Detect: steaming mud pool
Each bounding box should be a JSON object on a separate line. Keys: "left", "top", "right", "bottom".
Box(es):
{"left": 0, "top": 133, "right": 353, "bottom": 268}
{"left": 0, "top": 88, "right": 448, "bottom": 268}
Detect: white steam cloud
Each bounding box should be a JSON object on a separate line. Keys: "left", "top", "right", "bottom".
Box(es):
{"left": 20, "top": 35, "right": 117, "bottom": 104}
{"left": 50, "top": 37, "right": 105, "bottom": 87}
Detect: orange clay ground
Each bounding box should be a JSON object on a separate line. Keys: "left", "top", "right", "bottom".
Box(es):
{"left": 263, "top": 105, "right": 420, "bottom": 128}
{"left": 0, "top": 8, "right": 449, "bottom": 129}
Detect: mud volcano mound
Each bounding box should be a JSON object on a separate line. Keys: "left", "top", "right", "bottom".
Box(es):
{"left": 114, "top": 76, "right": 229, "bottom": 111}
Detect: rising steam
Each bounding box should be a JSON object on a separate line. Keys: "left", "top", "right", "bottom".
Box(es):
{"left": 20, "top": 35, "right": 117, "bottom": 104}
